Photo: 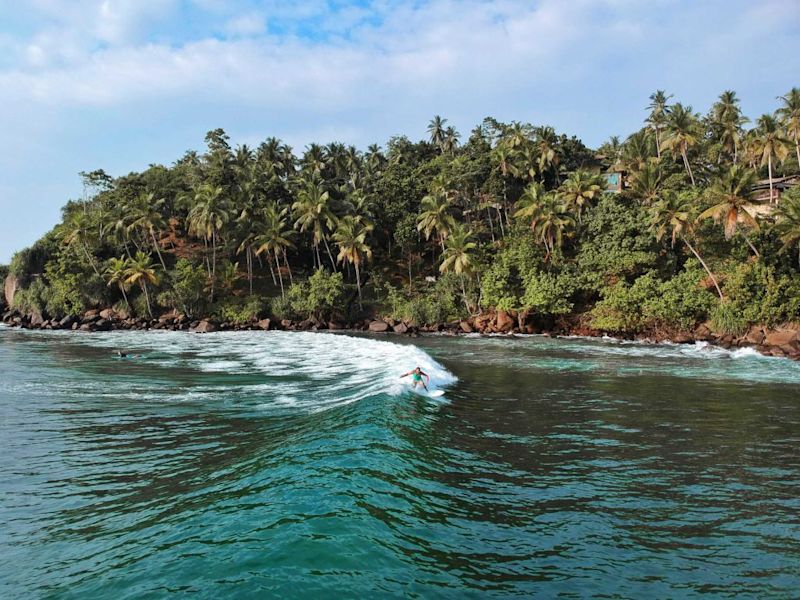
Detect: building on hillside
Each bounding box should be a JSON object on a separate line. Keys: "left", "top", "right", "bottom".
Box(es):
{"left": 750, "top": 175, "right": 799, "bottom": 204}
{"left": 604, "top": 170, "right": 625, "bottom": 193}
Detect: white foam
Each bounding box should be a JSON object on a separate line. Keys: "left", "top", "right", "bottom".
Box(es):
{"left": 58, "top": 330, "right": 457, "bottom": 413}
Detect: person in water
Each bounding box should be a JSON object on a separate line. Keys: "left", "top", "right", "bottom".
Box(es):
{"left": 400, "top": 367, "right": 430, "bottom": 391}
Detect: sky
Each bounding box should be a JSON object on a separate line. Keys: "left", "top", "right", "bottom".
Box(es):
{"left": 1, "top": 0, "right": 799, "bottom": 263}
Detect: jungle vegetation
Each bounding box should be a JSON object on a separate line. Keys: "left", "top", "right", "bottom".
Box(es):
{"left": 5, "top": 88, "right": 800, "bottom": 336}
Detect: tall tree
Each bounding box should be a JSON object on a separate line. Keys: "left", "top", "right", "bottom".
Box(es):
{"left": 255, "top": 203, "right": 296, "bottom": 298}
{"left": 651, "top": 194, "right": 723, "bottom": 299}
{"left": 753, "top": 114, "right": 791, "bottom": 203}
{"left": 333, "top": 215, "right": 373, "bottom": 308}
{"left": 186, "top": 183, "right": 232, "bottom": 301}
{"left": 417, "top": 190, "right": 454, "bottom": 252}
{"left": 698, "top": 165, "right": 760, "bottom": 256}
{"left": 439, "top": 223, "right": 477, "bottom": 312}
{"left": 127, "top": 192, "right": 168, "bottom": 271}
{"left": 646, "top": 90, "right": 672, "bottom": 158}
{"left": 292, "top": 176, "right": 338, "bottom": 271}
{"left": 709, "top": 90, "right": 747, "bottom": 164}
{"left": 777, "top": 87, "right": 800, "bottom": 168}
{"left": 124, "top": 251, "right": 159, "bottom": 318}
{"left": 428, "top": 115, "right": 448, "bottom": 150}
{"left": 558, "top": 170, "right": 604, "bottom": 223}
{"left": 772, "top": 193, "right": 800, "bottom": 267}
{"left": 105, "top": 257, "right": 131, "bottom": 310}
{"left": 661, "top": 103, "right": 701, "bottom": 186}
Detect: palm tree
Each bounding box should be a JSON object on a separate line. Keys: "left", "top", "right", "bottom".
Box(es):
{"left": 186, "top": 183, "right": 232, "bottom": 301}
{"left": 513, "top": 181, "right": 548, "bottom": 227}
{"left": 61, "top": 209, "right": 102, "bottom": 276}
{"left": 620, "top": 130, "right": 657, "bottom": 172}
{"left": 105, "top": 257, "right": 131, "bottom": 311}
{"left": 754, "top": 114, "right": 792, "bottom": 203}
{"left": 442, "top": 126, "right": 460, "bottom": 154}
{"left": 777, "top": 87, "right": 800, "bottom": 168}
{"left": 124, "top": 251, "right": 159, "bottom": 318}
{"left": 647, "top": 90, "right": 672, "bottom": 158}
{"left": 255, "top": 203, "right": 296, "bottom": 298}
{"left": 629, "top": 162, "right": 664, "bottom": 205}
{"left": 698, "top": 165, "right": 760, "bottom": 257}
{"left": 490, "top": 143, "right": 520, "bottom": 229}
{"left": 710, "top": 90, "right": 748, "bottom": 164}
{"left": 558, "top": 170, "right": 604, "bottom": 223}
{"left": 428, "top": 115, "right": 448, "bottom": 150}
{"left": 772, "top": 194, "right": 800, "bottom": 267}
{"left": 516, "top": 192, "right": 574, "bottom": 260}
{"left": 417, "top": 190, "right": 454, "bottom": 252}
{"left": 651, "top": 194, "right": 723, "bottom": 299}
{"left": 534, "top": 126, "right": 561, "bottom": 183}
{"left": 439, "top": 224, "right": 477, "bottom": 312}
{"left": 661, "top": 103, "right": 701, "bottom": 186}
{"left": 127, "top": 192, "right": 168, "bottom": 271}
{"left": 292, "top": 176, "right": 338, "bottom": 270}
{"left": 333, "top": 215, "right": 373, "bottom": 308}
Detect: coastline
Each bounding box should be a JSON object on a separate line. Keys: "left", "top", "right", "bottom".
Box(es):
{"left": 4, "top": 306, "right": 800, "bottom": 361}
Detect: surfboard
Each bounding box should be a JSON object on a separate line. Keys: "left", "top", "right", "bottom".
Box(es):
{"left": 408, "top": 383, "right": 445, "bottom": 398}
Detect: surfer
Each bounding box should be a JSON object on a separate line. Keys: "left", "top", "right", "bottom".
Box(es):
{"left": 400, "top": 367, "right": 430, "bottom": 392}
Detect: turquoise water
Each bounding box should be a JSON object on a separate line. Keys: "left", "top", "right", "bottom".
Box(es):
{"left": 1, "top": 327, "right": 800, "bottom": 598}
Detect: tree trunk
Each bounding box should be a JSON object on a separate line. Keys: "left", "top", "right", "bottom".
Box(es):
{"left": 281, "top": 248, "right": 294, "bottom": 285}
{"left": 355, "top": 262, "right": 362, "bottom": 309}
{"left": 655, "top": 127, "right": 661, "bottom": 159}
{"left": 283, "top": 251, "right": 293, "bottom": 284}
{"left": 323, "top": 236, "right": 337, "bottom": 272}
{"left": 151, "top": 230, "right": 167, "bottom": 271}
{"left": 768, "top": 154, "right": 774, "bottom": 204}
{"left": 247, "top": 248, "right": 253, "bottom": 295}
{"left": 460, "top": 274, "right": 470, "bottom": 313}
{"left": 743, "top": 234, "right": 760, "bottom": 258}
{"left": 210, "top": 231, "right": 217, "bottom": 302}
{"left": 274, "top": 249, "right": 284, "bottom": 298}
{"left": 82, "top": 242, "right": 101, "bottom": 276}
{"left": 142, "top": 281, "right": 153, "bottom": 317}
{"left": 684, "top": 237, "right": 723, "bottom": 299}
{"left": 266, "top": 251, "right": 277, "bottom": 284}
{"left": 795, "top": 140, "right": 800, "bottom": 172}
{"left": 486, "top": 206, "right": 496, "bottom": 242}
{"left": 682, "top": 146, "right": 696, "bottom": 186}
{"left": 119, "top": 284, "right": 130, "bottom": 311}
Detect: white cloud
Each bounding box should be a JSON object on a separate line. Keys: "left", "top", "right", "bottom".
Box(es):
{"left": 224, "top": 13, "right": 267, "bottom": 37}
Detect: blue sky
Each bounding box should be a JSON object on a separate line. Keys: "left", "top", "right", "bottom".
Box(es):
{"left": 1, "top": 0, "right": 799, "bottom": 263}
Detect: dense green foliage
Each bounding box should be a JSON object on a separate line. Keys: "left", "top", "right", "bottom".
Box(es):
{"left": 5, "top": 88, "right": 800, "bottom": 335}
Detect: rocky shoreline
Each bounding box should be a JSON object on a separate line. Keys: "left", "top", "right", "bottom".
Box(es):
{"left": 3, "top": 307, "right": 800, "bottom": 360}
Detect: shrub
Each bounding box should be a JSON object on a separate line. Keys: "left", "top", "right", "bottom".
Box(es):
{"left": 710, "top": 262, "right": 800, "bottom": 333}
{"left": 216, "top": 296, "right": 268, "bottom": 324}
{"left": 521, "top": 270, "right": 575, "bottom": 316}
{"left": 157, "top": 259, "right": 208, "bottom": 318}
{"left": 286, "top": 269, "right": 345, "bottom": 321}
{"left": 591, "top": 264, "right": 716, "bottom": 333}
{"left": 381, "top": 274, "right": 463, "bottom": 325}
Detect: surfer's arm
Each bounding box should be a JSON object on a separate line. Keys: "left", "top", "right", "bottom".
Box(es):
{"left": 399, "top": 371, "right": 411, "bottom": 378}
{"left": 421, "top": 371, "right": 430, "bottom": 382}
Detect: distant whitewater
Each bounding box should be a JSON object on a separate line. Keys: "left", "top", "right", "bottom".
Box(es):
{"left": 42, "top": 330, "right": 458, "bottom": 413}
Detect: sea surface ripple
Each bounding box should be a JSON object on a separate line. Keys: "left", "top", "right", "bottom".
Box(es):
{"left": 1, "top": 327, "right": 799, "bottom": 598}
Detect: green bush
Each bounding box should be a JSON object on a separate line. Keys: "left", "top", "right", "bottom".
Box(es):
{"left": 216, "top": 296, "right": 268, "bottom": 324}
{"left": 285, "top": 269, "right": 345, "bottom": 321}
{"left": 591, "top": 264, "right": 716, "bottom": 333}
{"left": 577, "top": 195, "right": 660, "bottom": 292}
{"left": 157, "top": 259, "right": 208, "bottom": 318}
{"left": 381, "top": 274, "right": 462, "bottom": 325}
{"left": 710, "top": 262, "right": 800, "bottom": 333}
{"left": 521, "top": 270, "right": 575, "bottom": 316}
